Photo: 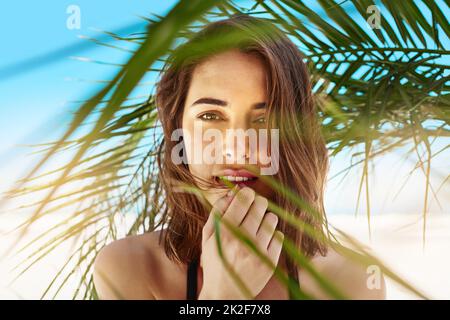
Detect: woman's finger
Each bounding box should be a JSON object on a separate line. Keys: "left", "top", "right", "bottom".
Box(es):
{"left": 221, "top": 187, "right": 255, "bottom": 228}
{"left": 267, "top": 230, "right": 284, "bottom": 264}
{"left": 256, "top": 212, "right": 279, "bottom": 249}
{"left": 202, "top": 192, "right": 235, "bottom": 244}
{"left": 240, "top": 195, "right": 268, "bottom": 236}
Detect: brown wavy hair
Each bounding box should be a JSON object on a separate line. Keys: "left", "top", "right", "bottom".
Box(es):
{"left": 154, "top": 14, "right": 329, "bottom": 284}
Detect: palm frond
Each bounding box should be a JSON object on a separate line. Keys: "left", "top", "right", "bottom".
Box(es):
{"left": 2, "top": 0, "right": 448, "bottom": 299}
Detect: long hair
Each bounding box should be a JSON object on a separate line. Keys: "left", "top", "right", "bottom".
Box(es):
{"left": 154, "top": 15, "right": 329, "bottom": 282}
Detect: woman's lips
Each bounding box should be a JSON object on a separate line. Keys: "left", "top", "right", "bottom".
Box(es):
{"left": 215, "top": 176, "right": 258, "bottom": 188}
{"left": 221, "top": 168, "right": 257, "bottom": 178}
{"left": 213, "top": 169, "right": 259, "bottom": 188}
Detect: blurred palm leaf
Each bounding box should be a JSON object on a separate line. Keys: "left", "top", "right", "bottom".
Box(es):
{"left": 2, "top": 0, "right": 448, "bottom": 299}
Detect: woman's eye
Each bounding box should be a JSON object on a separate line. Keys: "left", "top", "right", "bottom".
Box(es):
{"left": 254, "top": 116, "right": 266, "bottom": 124}
{"left": 198, "top": 113, "right": 222, "bottom": 121}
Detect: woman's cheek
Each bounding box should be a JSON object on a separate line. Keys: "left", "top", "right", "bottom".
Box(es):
{"left": 189, "top": 163, "right": 208, "bottom": 181}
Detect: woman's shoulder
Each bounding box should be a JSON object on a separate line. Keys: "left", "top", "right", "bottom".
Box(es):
{"left": 93, "top": 229, "right": 186, "bottom": 299}
{"left": 300, "top": 246, "right": 386, "bottom": 299}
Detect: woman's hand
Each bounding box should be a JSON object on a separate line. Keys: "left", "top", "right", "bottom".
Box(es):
{"left": 199, "top": 186, "right": 284, "bottom": 299}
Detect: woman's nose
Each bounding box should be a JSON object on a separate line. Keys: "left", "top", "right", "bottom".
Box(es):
{"left": 221, "top": 129, "right": 255, "bottom": 164}
{"left": 223, "top": 146, "right": 249, "bottom": 162}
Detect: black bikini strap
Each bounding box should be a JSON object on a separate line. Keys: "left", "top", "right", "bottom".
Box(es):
{"left": 186, "top": 258, "right": 199, "bottom": 300}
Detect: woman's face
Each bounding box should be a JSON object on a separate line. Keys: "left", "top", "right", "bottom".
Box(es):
{"left": 181, "top": 49, "right": 276, "bottom": 206}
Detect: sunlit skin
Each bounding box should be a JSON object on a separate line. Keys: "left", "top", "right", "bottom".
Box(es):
{"left": 93, "top": 50, "right": 386, "bottom": 300}
{"left": 181, "top": 49, "right": 275, "bottom": 206}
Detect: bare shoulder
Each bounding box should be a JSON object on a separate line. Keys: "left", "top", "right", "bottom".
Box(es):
{"left": 299, "top": 247, "right": 386, "bottom": 300}
{"left": 93, "top": 229, "right": 185, "bottom": 300}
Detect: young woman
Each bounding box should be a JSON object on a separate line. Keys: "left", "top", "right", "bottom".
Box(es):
{"left": 93, "top": 15, "right": 386, "bottom": 300}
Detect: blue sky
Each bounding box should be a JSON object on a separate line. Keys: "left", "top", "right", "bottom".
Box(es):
{"left": 0, "top": 1, "right": 177, "bottom": 154}
{"left": 0, "top": 1, "right": 448, "bottom": 217}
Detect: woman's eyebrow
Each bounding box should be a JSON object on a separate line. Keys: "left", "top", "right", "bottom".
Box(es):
{"left": 191, "top": 97, "right": 267, "bottom": 109}
{"left": 191, "top": 97, "right": 227, "bottom": 107}
{"left": 252, "top": 102, "right": 267, "bottom": 109}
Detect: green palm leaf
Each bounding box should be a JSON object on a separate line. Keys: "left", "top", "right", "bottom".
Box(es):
{"left": 2, "top": 0, "right": 448, "bottom": 299}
